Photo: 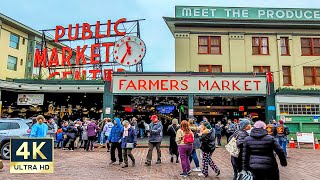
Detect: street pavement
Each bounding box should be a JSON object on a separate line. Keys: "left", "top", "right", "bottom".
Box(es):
{"left": 1, "top": 147, "right": 320, "bottom": 180}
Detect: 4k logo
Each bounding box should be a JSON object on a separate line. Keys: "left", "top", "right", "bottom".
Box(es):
{"left": 16, "top": 142, "right": 47, "bottom": 160}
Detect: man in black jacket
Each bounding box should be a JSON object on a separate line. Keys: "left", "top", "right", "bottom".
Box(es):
{"left": 242, "top": 121, "right": 287, "bottom": 180}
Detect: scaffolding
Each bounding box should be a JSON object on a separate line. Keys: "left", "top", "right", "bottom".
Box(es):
{"left": 37, "top": 19, "right": 145, "bottom": 79}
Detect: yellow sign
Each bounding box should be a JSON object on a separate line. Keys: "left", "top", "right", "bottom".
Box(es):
{"left": 10, "top": 138, "right": 54, "bottom": 173}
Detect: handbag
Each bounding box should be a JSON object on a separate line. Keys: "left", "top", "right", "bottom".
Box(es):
{"left": 225, "top": 134, "right": 240, "bottom": 157}
{"left": 126, "top": 143, "right": 134, "bottom": 149}
{"left": 0, "top": 160, "right": 3, "bottom": 170}
{"left": 236, "top": 170, "right": 253, "bottom": 180}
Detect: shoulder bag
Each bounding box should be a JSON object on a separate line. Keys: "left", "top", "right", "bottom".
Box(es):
{"left": 225, "top": 133, "right": 240, "bottom": 157}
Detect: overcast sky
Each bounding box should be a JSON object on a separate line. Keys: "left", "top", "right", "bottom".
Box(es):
{"left": 1, "top": 0, "right": 320, "bottom": 72}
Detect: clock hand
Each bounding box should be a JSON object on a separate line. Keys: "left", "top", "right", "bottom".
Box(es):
{"left": 120, "top": 51, "right": 128, "bottom": 64}
{"left": 126, "top": 42, "right": 132, "bottom": 55}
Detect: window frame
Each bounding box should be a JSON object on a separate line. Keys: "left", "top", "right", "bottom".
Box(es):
{"left": 280, "top": 37, "right": 290, "bottom": 56}
{"left": 7, "top": 55, "right": 18, "bottom": 71}
{"left": 199, "top": 65, "right": 222, "bottom": 73}
{"left": 9, "top": 33, "right": 19, "bottom": 49}
{"left": 253, "top": 66, "right": 270, "bottom": 73}
{"left": 282, "top": 66, "right": 292, "bottom": 86}
{"left": 252, "top": 37, "right": 270, "bottom": 55}
{"left": 303, "top": 66, "right": 320, "bottom": 85}
{"left": 301, "top": 38, "right": 320, "bottom": 56}
{"left": 198, "top": 36, "right": 222, "bottom": 55}
{"left": 279, "top": 104, "right": 320, "bottom": 115}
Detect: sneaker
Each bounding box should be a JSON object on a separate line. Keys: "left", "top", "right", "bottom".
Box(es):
{"left": 62, "top": 148, "right": 67, "bottom": 151}
{"left": 156, "top": 161, "right": 161, "bottom": 164}
{"left": 187, "top": 170, "right": 191, "bottom": 175}
{"left": 145, "top": 161, "right": 151, "bottom": 166}
{"left": 198, "top": 173, "right": 208, "bottom": 177}
{"left": 69, "top": 150, "right": 74, "bottom": 152}
{"left": 119, "top": 162, "right": 123, "bottom": 165}
{"left": 109, "top": 161, "right": 116, "bottom": 165}
{"left": 193, "top": 167, "right": 202, "bottom": 172}
{"left": 170, "top": 157, "right": 173, "bottom": 163}
{"left": 216, "top": 169, "right": 220, "bottom": 176}
{"left": 180, "top": 173, "right": 188, "bottom": 177}
{"left": 122, "top": 164, "right": 128, "bottom": 168}
{"left": 107, "top": 149, "right": 110, "bottom": 152}
{"left": 176, "top": 159, "right": 180, "bottom": 163}
{"left": 132, "top": 160, "right": 136, "bottom": 167}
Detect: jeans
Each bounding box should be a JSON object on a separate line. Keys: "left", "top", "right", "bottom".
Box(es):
{"left": 277, "top": 137, "right": 287, "bottom": 156}
{"left": 146, "top": 142, "right": 161, "bottom": 162}
{"left": 202, "top": 152, "right": 220, "bottom": 176}
{"left": 139, "top": 128, "right": 144, "bottom": 138}
{"left": 86, "top": 136, "right": 95, "bottom": 151}
{"left": 178, "top": 144, "right": 193, "bottom": 173}
{"left": 105, "top": 136, "right": 110, "bottom": 150}
{"left": 189, "top": 149, "right": 200, "bottom": 168}
{"left": 216, "top": 134, "right": 222, "bottom": 145}
{"left": 110, "top": 142, "right": 123, "bottom": 162}
{"left": 122, "top": 148, "right": 135, "bottom": 165}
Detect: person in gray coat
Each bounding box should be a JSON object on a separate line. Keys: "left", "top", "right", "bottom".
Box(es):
{"left": 145, "top": 115, "right": 163, "bottom": 166}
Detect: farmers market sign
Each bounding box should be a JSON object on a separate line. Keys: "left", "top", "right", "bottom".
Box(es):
{"left": 175, "top": 6, "right": 320, "bottom": 21}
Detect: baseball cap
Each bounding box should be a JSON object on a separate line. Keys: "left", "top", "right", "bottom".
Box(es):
{"left": 151, "top": 115, "right": 158, "bottom": 120}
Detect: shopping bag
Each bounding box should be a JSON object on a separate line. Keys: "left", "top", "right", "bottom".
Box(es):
{"left": 225, "top": 136, "right": 240, "bottom": 157}
{"left": 0, "top": 159, "right": 3, "bottom": 170}
{"left": 236, "top": 170, "right": 253, "bottom": 180}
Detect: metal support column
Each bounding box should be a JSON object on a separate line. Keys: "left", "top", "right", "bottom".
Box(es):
{"left": 265, "top": 82, "right": 276, "bottom": 122}
{"left": 103, "top": 81, "right": 114, "bottom": 119}
{"left": 188, "top": 95, "right": 194, "bottom": 118}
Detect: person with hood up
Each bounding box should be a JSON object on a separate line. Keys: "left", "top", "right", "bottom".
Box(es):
{"left": 145, "top": 115, "right": 163, "bottom": 166}
{"left": 242, "top": 121, "right": 287, "bottom": 180}
{"left": 274, "top": 119, "right": 290, "bottom": 157}
{"left": 30, "top": 115, "right": 48, "bottom": 138}
{"left": 86, "top": 119, "right": 100, "bottom": 151}
{"left": 108, "top": 118, "right": 124, "bottom": 165}
{"left": 228, "top": 119, "right": 251, "bottom": 180}
{"left": 198, "top": 122, "right": 220, "bottom": 178}
{"left": 167, "top": 118, "right": 180, "bottom": 163}
{"left": 121, "top": 120, "right": 137, "bottom": 168}
{"left": 62, "top": 122, "right": 78, "bottom": 151}
{"left": 102, "top": 118, "right": 114, "bottom": 152}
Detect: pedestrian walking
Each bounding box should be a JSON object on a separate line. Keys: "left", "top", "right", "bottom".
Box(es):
{"left": 228, "top": 119, "right": 251, "bottom": 180}
{"left": 175, "top": 120, "right": 194, "bottom": 177}
{"left": 121, "top": 120, "right": 136, "bottom": 168}
{"left": 30, "top": 115, "right": 48, "bottom": 138}
{"left": 225, "top": 119, "right": 236, "bottom": 143}
{"left": 62, "top": 122, "right": 78, "bottom": 151}
{"left": 138, "top": 120, "right": 145, "bottom": 138}
{"left": 188, "top": 118, "right": 201, "bottom": 172}
{"left": 145, "top": 115, "right": 163, "bottom": 166}
{"left": 198, "top": 122, "right": 220, "bottom": 178}
{"left": 86, "top": 120, "right": 100, "bottom": 151}
{"left": 275, "top": 119, "right": 290, "bottom": 157}
{"left": 81, "top": 122, "right": 88, "bottom": 149}
{"left": 108, "top": 118, "right": 124, "bottom": 165}
{"left": 242, "top": 120, "right": 287, "bottom": 180}
{"left": 215, "top": 121, "right": 223, "bottom": 146}
{"left": 102, "top": 118, "right": 114, "bottom": 152}
{"left": 167, "top": 118, "right": 179, "bottom": 163}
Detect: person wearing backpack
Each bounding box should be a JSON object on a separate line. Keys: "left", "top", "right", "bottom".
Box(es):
{"left": 175, "top": 120, "right": 194, "bottom": 177}
{"left": 198, "top": 122, "right": 220, "bottom": 178}
{"left": 167, "top": 118, "right": 180, "bottom": 163}
{"left": 275, "top": 120, "right": 290, "bottom": 157}
{"left": 188, "top": 118, "right": 201, "bottom": 172}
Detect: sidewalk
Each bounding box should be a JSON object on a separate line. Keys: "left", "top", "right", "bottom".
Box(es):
{"left": 1, "top": 147, "right": 319, "bottom": 180}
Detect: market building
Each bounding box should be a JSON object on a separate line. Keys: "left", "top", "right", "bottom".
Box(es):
{"left": 163, "top": 6, "right": 320, "bottom": 138}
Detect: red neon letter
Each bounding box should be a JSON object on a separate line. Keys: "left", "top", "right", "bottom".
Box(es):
{"left": 102, "top": 42, "right": 114, "bottom": 63}
{"left": 95, "top": 21, "right": 105, "bottom": 39}
{"left": 34, "top": 48, "right": 47, "bottom": 67}
{"left": 81, "top": 23, "right": 93, "bottom": 40}
{"left": 68, "top": 24, "right": 79, "bottom": 40}
{"left": 253, "top": 80, "right": 261, "bottom": 90}
{"left": 89, "top": 69, "right": 101, "bottom": 80}
{"left": 62, "top": 71, "right": 72, "bottom": 80}
{"left": 55, "top": 26, "right": 65, "bottom": 42}
{"left": 74, "top": 70, "right": 87, "bottom": 80}
{"left": 106, "top": 20, "right": 111, "bottom": 37}
{"left": 76, "top": 45, "right": 87, "bottom": 65}
{"left": 62, "top": 47, "right": 72, "bottom": 66}
{"left": 119, "top": 79, "right": 126, "bottom": 90}
{"left": 244, "top": 80, "right": 252, "bottom": 91}
{"left": 222, "top": 80, "right": 231, "bottom": 90}
{"left": 47, "top": 72, "right": 60, "bottom": 80}
{"left": 114, "top": 18, "right": 127, "bottom": 36}
{"left": 103, "top": 69, "right": 113, "bottom": 81}
{"left": 90, "top": 43, "right": 100, "bottom": 64}
{"left": 181, "top": 80, "right": 189, "bottom": 90}
{"left": 48, "top": 48, "right": 59, "bottom": 67}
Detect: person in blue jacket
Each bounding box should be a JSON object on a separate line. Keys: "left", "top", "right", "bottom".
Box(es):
{"left": 30, "top": 115, "right": 48, "bottom": 138}
{"left": 107, "top": 118, "right": 124, "bottom": 165}
{"left": 121, "top": 120, "right": 137, "bottom": 168}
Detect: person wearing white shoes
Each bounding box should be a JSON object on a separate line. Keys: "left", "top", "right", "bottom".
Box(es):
{"left": 188, "top": 118, "right": 201, "bottom": 173}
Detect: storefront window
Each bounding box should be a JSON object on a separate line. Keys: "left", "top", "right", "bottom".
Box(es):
{"left": 280, "top": 104, "right": 320, "bottom": 115}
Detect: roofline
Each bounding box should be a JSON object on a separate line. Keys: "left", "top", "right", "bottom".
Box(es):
{"left": 174, "top": 5, "right": 320, "bottom": 11}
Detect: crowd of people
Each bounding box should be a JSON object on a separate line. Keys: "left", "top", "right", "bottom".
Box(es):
{"left": 28, "top": 114, "right": 291, "bottom": 180}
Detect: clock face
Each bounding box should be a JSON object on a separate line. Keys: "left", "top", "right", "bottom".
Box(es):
{"left": 113, "top": 36, "right": 146, "bottom": 66}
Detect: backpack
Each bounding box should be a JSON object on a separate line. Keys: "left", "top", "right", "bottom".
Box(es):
{"left": 266, "top": 124, "right": 274, "bottom": 135}
{"left": 183, "top": 132, "right": 194, "bottom": 144}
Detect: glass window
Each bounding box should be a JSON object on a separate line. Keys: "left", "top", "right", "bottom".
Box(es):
{"left": 253, "top": 66, "right": 270, "bottom": 73}
{"left": 280, "top": 37, "right": 290, "bottom": 55}
{"left": 280, "top": 104, "right": 320, "bottom": 115}
{"left": 301, "top": 38, "right": 320, "bottom": 55}
{"left": 10, "top": 122, "right": 20, "bottom": 129}
{"left": 7, "top": 55, "right": 18, "bottom": 71}
{"left": 303, "top": 66, "right": 320, "bottom": 85}
{"left": 282, "top": 66, "right": 292, "bottom": 85}
{"left": 9, "top": 34, "right": 19, "bottom": 49}
{"left": 252, "top": 37, "right": 269, "bottom": 55}
{"left": 199, "top": 65, "right": 222, "bottom": 72}
{"left": 0, "top": 122, "right": 11, "bottom": 130}
{"left": 198, "top": 36, "right": 221, "bottom": 54}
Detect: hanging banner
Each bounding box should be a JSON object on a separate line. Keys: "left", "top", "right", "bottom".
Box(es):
{"left": 17, "top": 94, "right": 44, "bottom": 105}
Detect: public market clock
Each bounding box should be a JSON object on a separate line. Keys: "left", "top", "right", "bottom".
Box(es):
{"left": 113, "top": 36, "right": 146, "bottom": 66}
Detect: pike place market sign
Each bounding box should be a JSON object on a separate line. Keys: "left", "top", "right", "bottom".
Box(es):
{"left": 175, "top": 6, "right": 320, "bottom": 21}
{"left": 112, "top": 75, "right": 267, "bottom": 95}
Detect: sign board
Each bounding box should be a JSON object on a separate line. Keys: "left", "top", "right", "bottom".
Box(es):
{"left": 313, "top": 116, "right": 318, "bottom": 122}
{"left": 268, "top": 106, "right": 276, "bottom": 111}
{"left": 17, "top": 94, "right": 44, "bottom": 105}
{"left": 189, "top": 109, "right": 194, "bottom": 116}
{"left": 112, "top": 75, "right": 267, "bottom": 94}
{"left": 175, "top": 6, "right": 320, "bottom": 21}
{"left": 296, "top": 132, "right": 315, "bottom": 149}
{"left": 105, "top": 107, "right": 111, "bottom": 115}
{"left": 10, "top": 138, "right": 54, "bottom": 173}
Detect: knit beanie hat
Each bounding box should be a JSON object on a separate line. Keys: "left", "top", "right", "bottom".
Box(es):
{"left": 203, "top": 122, "right": 212, "bottom": 129}
{"left": 240, "top": 119, "right": 250, "bottom": 130}
{"left": 254, "top": 120, "right": 266, "bottom": 129}
{"left": 278, "top": 120, "right": 284, "bottom": 124}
